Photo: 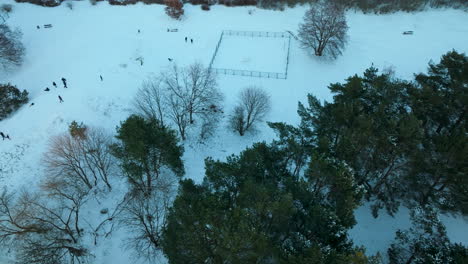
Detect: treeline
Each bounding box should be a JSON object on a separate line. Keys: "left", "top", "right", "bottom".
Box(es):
{"left": 14, "top": 0, "right": 468, "bottom": 13}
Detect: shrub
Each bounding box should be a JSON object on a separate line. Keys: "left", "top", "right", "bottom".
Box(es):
{"left": 66, "top": 1, "right": 73, "bottom": 9}
{"left": 0, "top": 24, "right": 25, "bottom": 69}
{"left": 14, "top": 0, "right": 63, "bottom": 7}
{"left": 201, "top": 4, "right": 210, "bottom": 10}
{"left": 0, "top": 83, "right": 29, "bottom": 121}
{"left": 188, "top": 0, "right": 209, "bottom": 4}
{"left": 164, "top": 0, "right": 184, "bottom": 19}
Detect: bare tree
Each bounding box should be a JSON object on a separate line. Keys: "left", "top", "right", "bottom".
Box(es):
{"left": 0, "top": 24, "right": 25, "bottom": 70}
{"left": 43, "top": 124, "right": 116, "bottom": 192}
{"left": 162, "top": 63, "right": 221, "bottom": 124}
{"left": 133, "top": 78, "right": 166, "bottom": 126}
{"left": 119, "top": 175, "right": 176, "bottom": 262}
{"left": 0, "top": 189, "right": 89, "bottom": 264}
{"left": 166, "top": 90, "right": 190, "bottom": 140}
{"left": 298, "top": 1, "right": 348, "bottom": 59}
{"left": 230, "top": 86, "right": 271, "bottom": 136}
{"left": 157, "top": 63, "right": 222, "bottom": 140}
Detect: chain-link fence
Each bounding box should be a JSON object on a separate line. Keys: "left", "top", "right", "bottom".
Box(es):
{"left": 209, "top": 30, "right": 291, "bottom": 80}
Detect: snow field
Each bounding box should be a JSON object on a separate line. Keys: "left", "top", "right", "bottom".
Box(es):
{"left": 0, "top": 0, "right": 467, "bottom": 263}
{"left": 212, "top": 32, "right": 289, "bottom": 74}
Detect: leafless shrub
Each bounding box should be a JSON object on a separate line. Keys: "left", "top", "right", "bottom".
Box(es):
{"left": 298, "top": 1, "right": 348, "bottom": 59}
{"left": 164, "top": 0, "right": 184, "bottom": 20}
{"left": 230, "top": 86, "right": 270, "bottom": 136}
{"left": 0, "top": 24, "right": 25, "bottom": 69}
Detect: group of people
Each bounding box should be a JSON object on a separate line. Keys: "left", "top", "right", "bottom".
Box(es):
{"left": 167, "top": 37, "right": 195, "bottom": 62}
{"left": 40, "top": 77, "right": 68, "bottom": 104}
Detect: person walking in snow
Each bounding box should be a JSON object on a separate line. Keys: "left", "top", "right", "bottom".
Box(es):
{"left": 53, "top": 81, "right": 57, "bottom": 88}
{"left": 58, "top": 95, "right": 64, "bottom": 103}
{"left": 29, "top": 103, "right": 35, "bottom": 107}
{"left": 44, "top": 87, "right": 50, "bottom": 91}
{"left": 100, "top": 75, "right": 103, "bottom": 81}
{"left": 0, "top": 132, "right": 5, "bottom": 140}
{"left": 168, "top": 58, "right": 173, "bottom": 62}
{"left": 190, "top": 38, "right": 193, "bottom": 44}
{"left": 185, "top": 37, "right": 187, "bottom": 42}
{"left": 61, "top": 78, "right": 67, "bottom": 88}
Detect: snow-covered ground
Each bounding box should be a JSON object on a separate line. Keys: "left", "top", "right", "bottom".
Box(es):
{"left": 212, "top": 33, "right": 289, "bottom": 73}
{"left": 1, "top": 1, "right": 468, "bottom": 263}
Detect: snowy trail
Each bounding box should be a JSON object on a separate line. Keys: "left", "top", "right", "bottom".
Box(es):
{"left": 1, "top": 1, "right": 468, "bottom": 262}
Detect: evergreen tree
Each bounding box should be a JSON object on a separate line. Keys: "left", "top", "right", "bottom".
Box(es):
{"left": 0, "top": 83, "right": 28, "bottom": 121}
{"left": 112, "top": 115, "right": 184, "bottom": 195}
{"left": 388, "top": 207, "right": 468, "bottom": 264}
{"left": 162, "top": 142, "right": 365, "bottom": 263}
{"left": 271, "top": 67, "right": 420, "bottom": 216}
{"left": 270, "top": 52, "right": 468, "bottom": 216}
{"left": 405, "top": 51, "right": 468, "bottom": 215}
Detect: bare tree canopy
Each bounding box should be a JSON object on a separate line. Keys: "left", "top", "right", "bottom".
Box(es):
{"left": 133, "top": 78, "right": 166, "bottom": 126}
{"left": 133, "top": 63, "right": 223, "bottom": 141}
{"left": 119, "top": 178, "right": 176, "bottom": 262}
{"left": 0, "top": 24, "right": 25, "bottom": 70}
{"left": 230, "top": 86, "right": 271, "bottom": 136}
{"left": 0, "top": 189, "right": 89, "bottom": 264}
{"left": 298, "top": 1, "right": 348, "bottom": 59}
{"left": 43, "top": 123, "right": 116, "bottom": 192}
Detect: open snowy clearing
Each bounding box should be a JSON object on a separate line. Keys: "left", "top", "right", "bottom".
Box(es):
{"left": 212, "top": 33, "right": 289, "bottom": 73}
{"left": 0, "top": 1, "right": 468, "bottom": 263}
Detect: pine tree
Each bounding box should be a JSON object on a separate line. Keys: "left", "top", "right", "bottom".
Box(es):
{"left": 0, "top": 83, "right": 28, "bottom": 121}
{"left": 388, "top": 207, "right": 467, "bottom": 264}
{"left": 405, "top": 50, "right": 468, "bottom": 214}
{"left": 112, "top": 115, "right": 184, "bottom": 195}
{"left": 162, "top": 142, "right": 365, "bottom": 263}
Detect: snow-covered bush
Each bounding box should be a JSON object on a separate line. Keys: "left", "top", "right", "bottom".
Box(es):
{"left": 0, "top": 83, "right": 28, "bottom": 121}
